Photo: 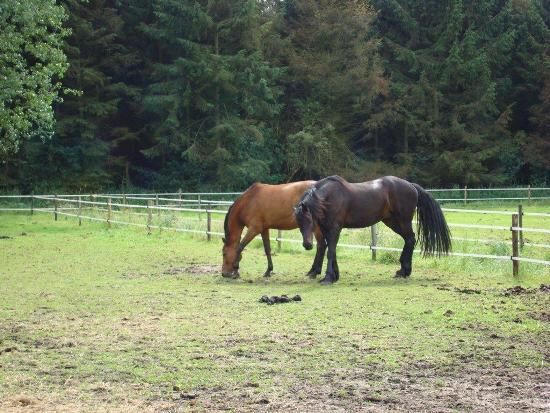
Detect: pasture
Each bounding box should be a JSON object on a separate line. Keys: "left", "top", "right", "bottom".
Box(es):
{"left": 0, "top": 209, "right": 549, "bottom": 412}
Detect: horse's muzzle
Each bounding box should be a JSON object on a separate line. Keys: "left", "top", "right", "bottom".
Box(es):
{"left": 222, "top": 270, "right": 240, "bottom": 279}
{"left": 303, "top": 241, "right": 313, "bottom": 251}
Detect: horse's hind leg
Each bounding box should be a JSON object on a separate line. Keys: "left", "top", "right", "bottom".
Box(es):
{"left": 383, "top": 217, "right": 416, "bottom": 277}
{"left": 307, "top": 230, "right": 326, "bottom": 278}
{"left": 261, "top": 230, "right": 274, "bottom": 277}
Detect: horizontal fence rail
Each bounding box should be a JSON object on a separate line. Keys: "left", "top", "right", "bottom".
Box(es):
{"left": 1, "top": 190, "right": 549, "bottom": 276}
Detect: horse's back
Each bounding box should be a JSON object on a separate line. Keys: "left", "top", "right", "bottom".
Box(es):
{"left": 239, "top": 180, "right": 315, "bottom": 229}
{"left": 318, "top": 175, "right": 418, "bottom": 226}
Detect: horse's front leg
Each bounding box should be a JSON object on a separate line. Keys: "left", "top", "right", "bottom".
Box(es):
{"left": 232, "top": 227, "right": 260, "bottom": 278}
{"left": 306, "top": 231, "right": 326, "bottom": 278}
{"left": 261, "top": 230, "right": 274, "bottom": 277}
{"left": 320, "top": 228, "right": 341, "bottom": 284}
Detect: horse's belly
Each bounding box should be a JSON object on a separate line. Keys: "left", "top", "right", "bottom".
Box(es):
{"left": 266, "top": 214, "right": 298, "bottom": 231}
{"left": 344, "top": 216, "right": 380, "bottom": 228}
{"left": 343, "top": 206, "right": 383, "bottom": 228}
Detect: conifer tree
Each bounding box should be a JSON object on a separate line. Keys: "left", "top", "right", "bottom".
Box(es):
{"left": 139, "top": 0, "right": 283, "bottom": 189}
{"left": 19, "top": 0, "right": 130, "bottom": 191}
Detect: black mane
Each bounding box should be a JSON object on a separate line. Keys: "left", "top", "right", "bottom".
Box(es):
{"left": 298, "top": 176, "right": 347, "bottom": 223}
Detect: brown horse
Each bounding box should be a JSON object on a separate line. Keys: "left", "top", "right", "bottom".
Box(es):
{"left": 222, "top": 181, "right": 326, "bottom": 278}
{"left": 295, "top": 175, "right": 451, "bottom": 284}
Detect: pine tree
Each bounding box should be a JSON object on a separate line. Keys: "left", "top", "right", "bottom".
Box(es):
{"left": 277, "top": 0, "right": 384, "bottom": 180}
{"left": 18, "top": 0, "right": 130, "bottom": 191}
{"left": 368, "top": 0, "right": 547, "bottom": 185}
{"left": 139, "top": 0, "right": 283, "bottom": 189}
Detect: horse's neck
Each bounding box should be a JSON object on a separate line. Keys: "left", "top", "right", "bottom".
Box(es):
{"left": 227, "top": 203, "right": 245, "bottom": 245}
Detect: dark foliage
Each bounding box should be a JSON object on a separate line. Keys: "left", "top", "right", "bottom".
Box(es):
{"left": 2, "top": 0, "right": 548, "bottom": 191}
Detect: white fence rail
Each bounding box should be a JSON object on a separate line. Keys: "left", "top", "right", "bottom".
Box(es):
{"left": 1, "top": 192, "right": 549, "bottom": 275}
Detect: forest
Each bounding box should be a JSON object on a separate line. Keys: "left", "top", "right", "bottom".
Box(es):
{"left": 1, "top": 0, "right": 549, "bottom": 192}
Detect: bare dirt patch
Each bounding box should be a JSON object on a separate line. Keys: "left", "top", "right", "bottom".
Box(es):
{"left": 504, "top": 284, "right": 550, "bottom": 296}
{"left": 163, "top": 264, "right": 219, "bottom": 275}
{"left": 163, "top": 363, "right": 550, "bottom": 413}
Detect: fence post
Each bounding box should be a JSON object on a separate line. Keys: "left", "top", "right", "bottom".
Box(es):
{"left": 527, "top": 185, "right": 531, "bottom": 203}
{"left": 277, "top": 229, "right": 282, "bottom": 252}
{"left": 155, "top": 194, "right": 160, "bottom": 216}
{"left": 371, "top": 224, "right": 377, "bottom": 261}
{"left": 54, "top": 194, "right": 58, "bottom": 221}
{"left": 518, "top": 204, "right": 524, "bottom": 250}
{"left": 178, "top": 188, "right": 182, "bottom": 207}
{"left": 206, "top": 210, "right": 211, "bottom": 241}
{"left": 198, "top": 195, "right": 202, "bottom": 221}
{"left": 511, "top": 213, "right": 519, "bottom": 277}
{"left": 147, "top": 200, "right": 152, "bottom": 234}
{"left": 30, "top": 193, "right": 34, "bottom": 216}
{"left": 78, "top": 196, "right": 82, "bottom": 226}
{"left": 463, "top": 185, "right": 468, "bottom": 205}
{"left": 107, "top": 197, "right": 112, "bottom": 228}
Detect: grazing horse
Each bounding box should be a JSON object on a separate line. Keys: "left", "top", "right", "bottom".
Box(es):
{"left": 294, "top": 175, "right": 451, "bottom": 284}
{"left": 222, "top": 181, "right": 326, "bottom": 278}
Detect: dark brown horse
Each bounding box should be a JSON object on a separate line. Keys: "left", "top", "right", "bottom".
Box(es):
{"left": 222, "top": 181, "right": 326, "bottom": 278}
{"left": 294, "top": 175, "right": 451, "bottom": 284}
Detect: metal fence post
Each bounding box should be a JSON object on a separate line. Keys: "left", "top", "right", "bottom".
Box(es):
{"left": 518, "top": 204, "right": 524, "bottom": 249}
{"left": 147, "top": 200, "right": 152, "bottom": 234}
{"left": 463, "top": 185, "right": 468, "bottom": 205}
{"left": 371, "top": 224, "right": 378, "bottom": 261}
{"left": 206, "top": 210, "right": 211, "bottom": 241}
{"left": 527, "top": 185, "right": 531, "bottom": 203}
{"left": 107, "top": 197, "right": 112, "bottom": 228}
{"left": 277, "top": 229, "right": 282, "bottom": 252}
{"left": 54, "top": 194, "right": 58, "bottom": 221}
{"left": 78, "top": 196, "right": 82, "bottom": 226}
{"left": 30, "top": 194, "right": 34, "bottom": 216}
{"left": 511, "top": 213, "right": 519, "bottom": 277}
{"left": 155, "top": 194, "right": 160, "bottom": 216}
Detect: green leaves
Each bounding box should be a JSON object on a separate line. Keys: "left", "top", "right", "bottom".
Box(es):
{"left": 0, "top": 0, "right": 69, "bottom": 160}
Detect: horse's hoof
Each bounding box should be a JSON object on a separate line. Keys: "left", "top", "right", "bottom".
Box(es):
{"left": 263, "top": 270, "right": 273, "bottom": 278}
{"left": 394, "top": 270, "right": 410, "bottom": 278}
{"left": 319, "top": 277, "right": 334, "bottom": 285}
{"left": 306, "top": 271, "right": 318, "bottom": 279}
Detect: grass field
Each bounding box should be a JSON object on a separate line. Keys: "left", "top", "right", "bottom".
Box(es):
{"left": 0, "top": 211, "right": 549, "bottom": 412}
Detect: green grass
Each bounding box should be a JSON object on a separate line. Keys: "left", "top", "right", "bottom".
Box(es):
{"left": 0, "top": 212, "right": 549, "bottom": 411}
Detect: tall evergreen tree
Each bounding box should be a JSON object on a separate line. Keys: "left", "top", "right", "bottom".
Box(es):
{"left": 18, "top": 0, "right": 135, "bottom": 191}
{"left": 368, "top": 0, "right": 548, "bottom": 185}
{"left": 139, "top": 0, "right": 283, "bottom": 190}
{"left": 277, "top": 0, "right": 384, "bottom": 180}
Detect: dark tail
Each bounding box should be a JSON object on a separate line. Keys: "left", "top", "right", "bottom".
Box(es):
{"left": 412, "top": 183, "right": 451, "bottom": 257}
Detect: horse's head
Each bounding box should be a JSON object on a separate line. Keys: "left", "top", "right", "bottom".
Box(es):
{"left": 221, "top": 237, "right": 241, "bottom": 277}
{"left": 294, "top": 201, "right": 315, "bottom": 250}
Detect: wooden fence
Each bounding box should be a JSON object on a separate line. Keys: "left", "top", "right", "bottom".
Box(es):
{"left": 1, "top": 192, "right": 548, "bottom": 276}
